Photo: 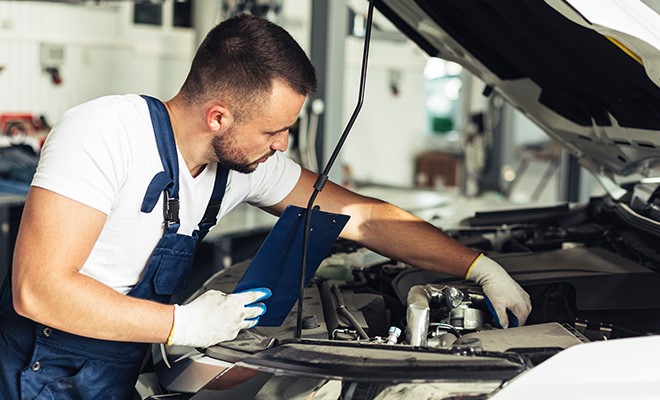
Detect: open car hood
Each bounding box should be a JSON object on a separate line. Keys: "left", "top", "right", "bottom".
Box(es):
{"left": 375, "top": 0, "right": 660, "bottom": 188}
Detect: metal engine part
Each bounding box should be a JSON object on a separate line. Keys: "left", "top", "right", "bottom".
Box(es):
{"left": 405, "top": 284, "right": 483, "bottom": 346}
{"left": 450, "top": 304, "right": 484, "bottom": 330}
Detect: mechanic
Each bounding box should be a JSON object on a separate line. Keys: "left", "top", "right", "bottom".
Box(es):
{"left": 0, "top": 13, "right": 531, "bottom": 400}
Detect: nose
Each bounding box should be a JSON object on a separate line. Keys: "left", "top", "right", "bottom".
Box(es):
{"left": 271, "top": 130, "right": 289, "bottom": 152}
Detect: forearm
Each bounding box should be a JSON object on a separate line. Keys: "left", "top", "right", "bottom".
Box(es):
{"left": 342, "top": 200, "right": 479, "bottom": 277}
{"left": 13, "top": 268, "right": 173, "bottom": 343}
{"left": 271, "top": 170, "right": 479, "bottom": 277}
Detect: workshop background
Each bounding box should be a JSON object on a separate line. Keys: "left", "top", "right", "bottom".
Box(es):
{"left": 0, "top": 0, "right": 616, "bottom": 290}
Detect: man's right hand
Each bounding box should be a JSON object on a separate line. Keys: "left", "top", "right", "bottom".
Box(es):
{"left": 466, "top": 254, "right": 531, "bottom": 328}
{"left": 168, "top": 288, "right": 272, "bottom": 348}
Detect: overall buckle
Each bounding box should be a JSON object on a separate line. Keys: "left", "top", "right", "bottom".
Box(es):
{"left": 163, "top": 191, "right": 180, "bottom": 227}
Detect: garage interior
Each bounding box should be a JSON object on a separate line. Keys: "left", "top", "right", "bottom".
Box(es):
{"left": 0, "top": 0, "right": 609, "bottom": 286}
{"left": 2, "top": 1, "right": 660, "bottom": 399}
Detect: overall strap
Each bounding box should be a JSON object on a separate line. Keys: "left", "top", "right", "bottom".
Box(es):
{"left": 140, "top": 95, "right": 180, "bottom": 227}
{"left": 198, "top": 166, "right": 229, "bottom": 236}
{"left": 139, "top": 94, "right": 229, "bottom": 235}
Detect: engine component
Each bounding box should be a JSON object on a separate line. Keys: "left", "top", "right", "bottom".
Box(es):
{"left": 405, "top": 284, "right": 468, "bottom": 346}
{"left": 386, "top": 326, "right": 402, "bottom": 345}
{"left": 450, "top": 305, "right": 484, "bottom": 330}
{"left": 453, "top": 322, "right": 589, "bottom": 353}
{"left": 332, "top": 284, "right": 369, "bottom": 340}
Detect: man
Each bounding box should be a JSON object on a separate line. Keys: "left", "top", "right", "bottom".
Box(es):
{"left": 0, "top": 13, "right": 531, "bottom": 399}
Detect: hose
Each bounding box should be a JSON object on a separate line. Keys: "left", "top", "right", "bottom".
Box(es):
{"left": 332, "top": 284, "right": 369, "bottom": 340}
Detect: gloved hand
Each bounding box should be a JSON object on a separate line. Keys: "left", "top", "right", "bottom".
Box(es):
{"left": 168, "top": 288, "right": 271, "bottom": 348}
{"left": 466, "top": 254, "right": 531, "bottom": 328}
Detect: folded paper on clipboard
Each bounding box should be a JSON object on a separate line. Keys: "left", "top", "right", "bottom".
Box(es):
{"left": 232, "top": 205, "right": 350, "bottom": 326}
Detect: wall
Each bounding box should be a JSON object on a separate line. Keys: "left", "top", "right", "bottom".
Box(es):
{"left": 0, "top": 1, "right": 196, "bottom": 126}
{"left": 0, "top": 0, "right": 426, "bottom": 190}
{"left": 340, "top": 34, "right": 428, "bottom": 187}
{"left": 0, "top": 0, "right": 311, "bottom": 130}
{"left": 280, "top": 0, "right": 311, "bottom": 57}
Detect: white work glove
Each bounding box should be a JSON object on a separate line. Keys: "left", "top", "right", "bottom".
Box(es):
{"left": 466, "top": 254, "right": 531, "bottom": 328}
{"left": 167, "top": 288, "right": 271, "bottom": 348}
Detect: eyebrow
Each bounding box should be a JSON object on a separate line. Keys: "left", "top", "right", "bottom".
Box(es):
{"left": 264, "top": 125, "right": 293, "bottom": 135}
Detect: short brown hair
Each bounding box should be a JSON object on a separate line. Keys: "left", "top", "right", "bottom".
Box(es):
{"left": 179, "top": 13, "right": 317, "bottom": 123}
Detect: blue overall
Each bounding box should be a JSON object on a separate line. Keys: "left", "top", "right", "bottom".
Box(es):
{"left": 0, "top": 95, "right": 229, "bottom": 399}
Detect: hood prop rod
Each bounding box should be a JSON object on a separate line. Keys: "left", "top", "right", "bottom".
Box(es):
{"left": 295, "top": 0, "right": 375, "bottom": 339}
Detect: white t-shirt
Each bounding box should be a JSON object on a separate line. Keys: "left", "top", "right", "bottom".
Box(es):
{"left": 32, "top": 94, "right": 301, "bottom": 294}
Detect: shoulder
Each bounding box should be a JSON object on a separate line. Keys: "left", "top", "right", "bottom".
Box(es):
{"left": 33, "top": 95, "right": 160, "bottom": 214}
{"left": 58, "top": 95, "right": 149, "bottom": 131}
{"left": 46, "top": 95, "right": 154, "bottom": 151}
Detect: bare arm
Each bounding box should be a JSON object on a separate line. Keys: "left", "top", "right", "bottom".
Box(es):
{"left": 12, "top": 187, "right": 173, "bottom": 343}
{"left": 264, "top": 168, "right": 479, "bottom": 277}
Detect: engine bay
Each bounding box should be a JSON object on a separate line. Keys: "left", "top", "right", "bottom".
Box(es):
{"left": 154, "top": 194, "right": 660, "bottom": 395}
{"left": 301, "top": 195, "right": 660, "bottom": 355}
{"left": 274, "top": 194, "right": 660, "bottom": 351}
{"left": 197, "top": 195, "right": 660, "bottom": 362}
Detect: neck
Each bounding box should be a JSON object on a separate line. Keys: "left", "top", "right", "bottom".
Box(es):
{"left": 164, "top": 97, "right": 208, "bottom": 178}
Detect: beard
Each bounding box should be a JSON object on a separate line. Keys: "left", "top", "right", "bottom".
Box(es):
{"left": 212, "top": 128, "right": 260, "bottom": 174}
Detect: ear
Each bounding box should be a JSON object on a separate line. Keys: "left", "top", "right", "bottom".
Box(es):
{"left": 206, "top": 103, "right": 235, "bottom": 133}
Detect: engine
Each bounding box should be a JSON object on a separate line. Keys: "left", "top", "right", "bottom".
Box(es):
{"left": 152, "top": 195, "right": 660, "bottom": 395}
{"left": 306, "top": 196, "right": 660, "bottom": 358}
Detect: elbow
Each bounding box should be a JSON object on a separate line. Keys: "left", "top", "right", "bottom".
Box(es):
{"left": 12, "top": 279, "right": 43, "bottom": 320}
{"left": 12, "top": 286, "right": 32, "bottom": 319}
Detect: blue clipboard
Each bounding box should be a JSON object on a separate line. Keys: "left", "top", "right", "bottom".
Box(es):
{"left": 232, "top": 205, "right": 350, "bottom": 326}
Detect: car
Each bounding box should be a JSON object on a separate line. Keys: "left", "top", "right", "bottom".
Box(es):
{"left": 142, "top": 1, "right": 660, "bottom": 398}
